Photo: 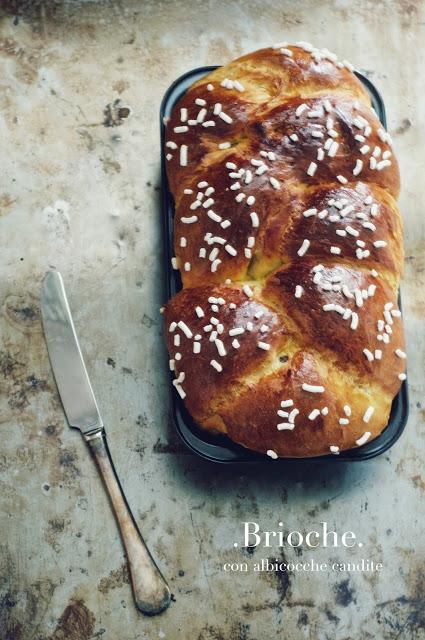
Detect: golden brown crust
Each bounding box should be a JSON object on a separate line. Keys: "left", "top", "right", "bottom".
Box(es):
{"left": 163, "top": 43, "right": 406, "bottom": 458}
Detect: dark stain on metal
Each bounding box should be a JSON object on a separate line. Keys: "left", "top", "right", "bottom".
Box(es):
{"left": 152, "top": 437, "right": 188, "bottom": 454}
{"left": 0, "top": 546, "right": 56, "bottom": 640}
{"left": 395, "top": 117, "right": 412, "bottom": 135}
{"left": 59, "top": 449, "right": 81, "bottom": 479}
{"left": 103, "top": 99, "right": 130, "bottom": 127}
{"left": 307, "top": 499, "right": 332, "bottom": 518}
{"left": 274, "top": 552, "right": 292, "bottom": 603}
{"left": 45, "top": 599, "right": 95, "bottom": 640}
{"left": 374, "top": 565, "right": 425, "bottom": 635}
{"left": 135, "top": 413, "right": 149, "bottom": 428}
{"left": 45, "top": 423, "right": 61, "bottom": 437}
{"left": 121, "top": 366, "right": 133, "bottom": 375}
{"left": 45, "top": 518, "right": 68, "bottom": 552}
{"left": 242, "top": 545, "right": 256, "bottom": 556}
{"left": 3, "top": 294, "right": 40, "bottom": 331}
{"left": 333, "top": 578, "right": 357, "bottom": 606}
{"left": 106, "top": 357, "right": 116, "bottom": 368}
{"left": 0, "top": 193, "right": 17, "bottom": 217}
{"left": 98, "top": 563, "right": 129, "bottom": 595}
{"left": 324, "top": 606, "right": 340, "bottom": 624}
{"left": 410, "top": 474, "right": 425, "bottom": 491}
{"left": 100, "top": 157, "right": 121, "bottom": 174}
{"left": 197, "top": 622, "right": 251, "bottom": 640}
{"left": 141, "top": 313, "right": 154, "bottom": 328}
{"left": 0, "top": 349, "right": 23, "bottom": 378}
{"left": 1, "top": 348, "right": 50, "bottom": 411}
{"left": 9, "top": 373, "right": 49, "bottom": 410}
{"left": 131, "top": 435, "right": 146, "bottom": 458}
{"left": 297, "top": 610, "right": 309, "bottom": 628}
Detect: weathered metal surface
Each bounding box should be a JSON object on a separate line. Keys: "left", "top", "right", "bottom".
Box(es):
{"left": 0, "top": 1, "right": 424, "bottom": 639}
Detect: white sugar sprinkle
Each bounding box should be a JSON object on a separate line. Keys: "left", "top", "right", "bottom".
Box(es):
{"left": 297, "top": 239, "right": 310, "bottom": 257}
{"left": 277, "top": 423, "right": 295, "bottom": 431}
{"left": 395, "top": 349, "right": 406, "bottom": 359}
{"left": 225, "top": 244, "right": 237, "bottom": 256}
{"left": 307, "top": 161, "right": 317, "bottom": 176}
{"left": 178, "top": 321, "right": 193, "bottom": 339}
{"left": 250, "top": 211, "right": 259, "bottom": 227}
{"left": 328, "top": 141, "right": 339, "bottom": 157}
{"left": 215, "top": 339, "right": 227, "bottom": 357}
{"left": 302, "top": 383, "right": 325, "bottom": 393}
{"left": 363, "top": 348, "right": 374, "bottom": 362}
{"left": 353, "top": 159, "right": 363, "bottom": 176}
{"left": 363, "top": 407, "right": 374, "bottom": 423}
{"left": 258, "top": 341, "right": 270, "bottom": 351}
{"left": 308, "top": 409, "right": 321, "bottom": 420}
{"left": 267, "top": 449, "right": 278, "bottom": 459}
{"left": 180, "top": 145, "right": 188, "bottom": 166}
{"left": 211, "top": 259, "right": 221, "bottom": 272}
{"left": 210, "top": 359, "right": 223, "bottom": 372}
{"left": 356, "top": 431, "right": 371, "bottom": 446}
{"left": 330, "top": 445, "right": 340, "bottom": 455}
{"left": 218, "top": 111, "right": 233, "bottom": 124}
{"left": 243, "top": 284, "right": 254, "bottom": 298}
{"left": 281, "top": 400, "right": 294, "bottom": 408}
{"left": 295, "top": 103, "right": 308, "bottom": 117}
{"left": 295, "top": 285, "right": 304, "bottom": 298}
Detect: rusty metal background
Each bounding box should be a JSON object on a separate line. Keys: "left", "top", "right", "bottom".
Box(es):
{"left": 0, "top": 1, "right": 424, "bottom": 639}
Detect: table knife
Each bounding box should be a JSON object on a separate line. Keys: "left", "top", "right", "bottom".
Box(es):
{"left": 41, "top": 270, "right": 171, "bottom": 615}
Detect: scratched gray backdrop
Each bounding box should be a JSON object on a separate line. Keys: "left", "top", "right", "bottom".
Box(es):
{"left": 0, "top": 1, "right": 424, "bottom": 639}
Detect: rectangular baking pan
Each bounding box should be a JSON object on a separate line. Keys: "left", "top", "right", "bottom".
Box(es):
{"left": 160, "top": 66, "right": 409, "bottom": 463}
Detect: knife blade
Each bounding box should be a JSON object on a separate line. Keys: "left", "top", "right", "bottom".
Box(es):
{"left": 41, "top": 270, "right": 103, "bottom": 434}
{"left": 41, "top": 270, "right": 171, "bottom": 615}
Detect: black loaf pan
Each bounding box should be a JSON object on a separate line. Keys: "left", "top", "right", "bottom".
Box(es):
{"left": 160, "top": 66, "right": 409, "bottom": 463}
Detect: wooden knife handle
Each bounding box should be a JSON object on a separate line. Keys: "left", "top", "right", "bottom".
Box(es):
{"left": 85, "top": 430, "right": 171, "bottom": 615}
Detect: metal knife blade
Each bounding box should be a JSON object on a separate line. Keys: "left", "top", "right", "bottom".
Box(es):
{"left": 41, "top": 270, "right": 103, "bottom": 434}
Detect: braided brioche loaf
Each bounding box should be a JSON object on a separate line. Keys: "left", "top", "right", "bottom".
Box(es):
{"left": 163, "top": 43, "right": 406, "bottom": 458}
